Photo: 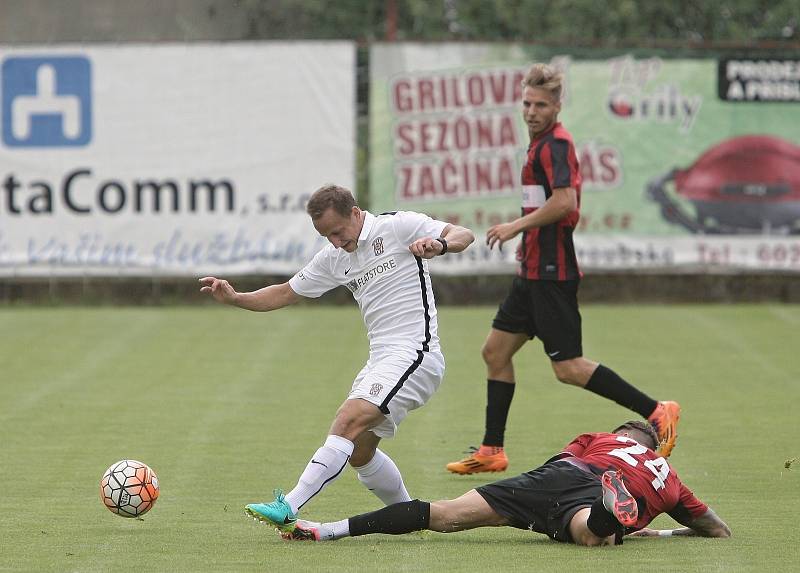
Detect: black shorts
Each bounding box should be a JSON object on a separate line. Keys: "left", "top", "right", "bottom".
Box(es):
{"left": 475, "top": 461, "right": 600, "bottom": 543}
{"left": 491, "top": 277, "right": 582, "bottom": 361}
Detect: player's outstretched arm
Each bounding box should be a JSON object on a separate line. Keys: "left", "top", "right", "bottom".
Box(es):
{"left": 199, "top": 277, "right": 301, "bottom": 312}
{"left": 408, "top": 224, "right": 475, "bottom": 259}
{"left": 629, "top": 508, "right": 731, "bottom": 539}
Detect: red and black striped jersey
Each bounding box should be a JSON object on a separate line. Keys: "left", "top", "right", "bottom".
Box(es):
{"left": 517, "top": 122, "right": 582, "bottom": 281}
{"left": 560, "top": 432, "right": 708, "bottom": 531}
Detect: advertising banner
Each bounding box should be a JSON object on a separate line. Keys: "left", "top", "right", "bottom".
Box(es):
{"left": 0, "top": 42, "right": 355, "bottom": 276}
{"left": 369, "top": 44, "right": 800, "bottom": 273}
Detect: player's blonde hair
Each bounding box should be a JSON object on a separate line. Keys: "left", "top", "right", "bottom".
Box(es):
{"left": 307, "top": 184, "right": 357, "bottom": 220}
{"left": 522, "top": 63, "right": 563, "bottom": 102}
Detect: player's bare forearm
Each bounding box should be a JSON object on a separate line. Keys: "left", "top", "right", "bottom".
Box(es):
{"left": 440, "top": 224, "right": 475, "bottom": 254}
{"left": 199, "top": 277, "right": 300, "bottom": 312}
{"left": 682, "top": 508, "right": 731, "bottom": 538}
{"left": 408, "top": 224, "right": 475, "bottom": 258}
{"left": 232, "top": 282, "right": 301, "bottom": 311}
{"left": 486, "top": 187, "right": 576, "bottom": 250}
{"left": 628, "top": 527, "right": 697, "bottom": 538}
{"left": 513, "top": 187, "right": 577, "bottom": 232}
{"left": 630, "top": 508, "right": 731, "bottom": 539}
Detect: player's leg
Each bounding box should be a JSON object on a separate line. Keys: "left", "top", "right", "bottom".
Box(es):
{"left": 551, "top": 355, "right": 656, "bottom": 413}
{"left": 247, "top": 346, "right": 441, "bottom": 528}
{"left": 286, "top": 397, "right": 385, "bottom": 509}
{"left": 429, "top": 489, "right": 510, "bottom": 532}
{"left": 482, "top": 328, "right": 529, "bottom": 445}
{"left": 568, "top": 507, "right": 617, "bottom": 547}
{"left": 551, "top": 357, "right": 680, "bottom": 456}
{"left": 245, "top": 397, "right": 384, "bottom": 530}
{"left": 483, "top": 327, "right": 529, "bottom": 383}
{"left": 351, "top": 431, "right": 411, "bottom": 505}
{"left": 537, "top": 280, "right": 680, "bottom": 456}
{"left": 447, "top": 278, "right": 533, "bottom": 475}
{"left": 348, "top": 348, "right": 443, "bottom": 502}
{"left": 569, "top": 470, "right": 639, "bottom": 547}
{"left": 446, "top": 329, "right": 525, "bottom": 475}
{"left": 282, "top": 490, "right": 508, "bottom": 541}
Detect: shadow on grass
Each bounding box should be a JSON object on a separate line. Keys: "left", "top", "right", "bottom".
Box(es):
{"left": 253, "top": 530, "right": 661, "bottom": 547}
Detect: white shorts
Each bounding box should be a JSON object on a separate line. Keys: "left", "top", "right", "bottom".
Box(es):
{"left": 349, "top": 348, "right": 445, "bottom": 438}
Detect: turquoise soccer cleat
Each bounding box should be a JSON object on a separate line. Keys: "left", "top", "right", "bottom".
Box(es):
{"left": 245, "top": 489, "right": 297, "bottom": 532}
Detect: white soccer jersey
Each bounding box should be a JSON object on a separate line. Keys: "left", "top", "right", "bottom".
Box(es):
{"left": 289, "top": 211, "right": 448, "bottom": 353}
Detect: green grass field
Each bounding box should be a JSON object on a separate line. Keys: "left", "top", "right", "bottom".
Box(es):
{"left": 2, "top": 304, "right": 798, "bottom": 572}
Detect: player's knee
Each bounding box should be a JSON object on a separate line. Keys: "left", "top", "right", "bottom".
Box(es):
{"left": 481, "top": 342, "right": 507, "bottom": 369}
{"left": 555, "top": 372, "right": 573, "bottom": 384}
{"left": 551, "top": 360, "right": 587, "bottom": 386}
{"left": 330, "top": 414, "right": 367, "bottom": 440}
{"left": 331, "top": 402, "right": 383, "bottom": 440}
{"left": 551, "top": 363, "right": 576, "bottom": 385}
{"left": 480, "top": 342, "right": 494, "bottom": 364}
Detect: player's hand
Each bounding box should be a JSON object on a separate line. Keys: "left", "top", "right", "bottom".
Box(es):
{"left": 486, "top": 222, "right": 520, "bottom": 250}
{"left": 199, "top": 276, "right": 238, "bottom": 305}
{"left": 408, "top": 237, "right": 443, "bottom": 259}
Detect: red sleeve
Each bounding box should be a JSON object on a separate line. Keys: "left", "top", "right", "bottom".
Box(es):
{"left": 561, "top": 433, "right": 596, "bottom": 458}
{"left": 667, "top": 481, "right": 709, "bottom": 524}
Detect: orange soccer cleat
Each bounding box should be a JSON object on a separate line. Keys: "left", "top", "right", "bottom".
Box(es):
{"left": 648, "top": 401, "right": 681, "bottom": 458}
{"left": 446, "top": 446, "right": 509, "bottom": 475}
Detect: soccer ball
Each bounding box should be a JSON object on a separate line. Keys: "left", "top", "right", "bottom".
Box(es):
{"left": 100, "top": 459, "right": 160, "bottom": 518}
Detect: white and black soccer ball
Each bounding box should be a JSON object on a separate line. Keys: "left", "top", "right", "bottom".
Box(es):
{"left": 100, "top": 459, "right": 160, "bottom": 518}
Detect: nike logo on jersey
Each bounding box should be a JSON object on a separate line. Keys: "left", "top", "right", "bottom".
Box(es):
{"left": 344, "top": 267, "right": 352, "bottom": 275}
{"left": 310, "top": 459, "right": 328, "bottom": 468}
{"left": 547, "top": 351, "right": 560, "bottom": 357}
{"left": 343, "top": 257, "right": 398, "bottom": 293}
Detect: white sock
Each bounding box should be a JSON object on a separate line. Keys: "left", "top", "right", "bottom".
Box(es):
{"left": 285, "top": 435, "right": 353, "bottom": 513}
{"left": 355, "top": 448, "right": 411, "bottom": 505}
{"left": 315, "top": 518, "right": 350, "bottom": 541}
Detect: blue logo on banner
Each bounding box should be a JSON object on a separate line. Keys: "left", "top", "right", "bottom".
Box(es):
{"left": 2, "top": 55, "right": 92, "bottom": 147}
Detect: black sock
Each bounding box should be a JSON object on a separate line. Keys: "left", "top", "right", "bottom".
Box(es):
{"left": 584, "top": 365, "right": 658, "bottom": 419}
{"left": 586, "top": 497, "right": 622, "bottom": 538}
{"left": 348, "top": 499, "right": 431, "bottom": 537}
{"left": 482, "top": 379, "right": 515, "bottom": 447}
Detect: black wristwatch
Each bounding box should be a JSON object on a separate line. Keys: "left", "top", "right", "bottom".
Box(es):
{"left": 435, "top": 237, "right": 448, "bottom": 255}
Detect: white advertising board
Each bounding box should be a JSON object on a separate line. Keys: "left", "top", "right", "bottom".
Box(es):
{"left": 0, "top": 42, "right": 355, "bottom": 276}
